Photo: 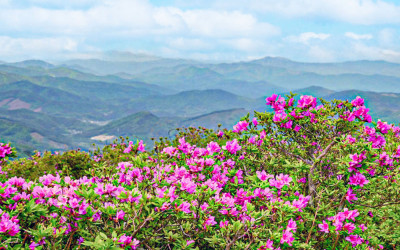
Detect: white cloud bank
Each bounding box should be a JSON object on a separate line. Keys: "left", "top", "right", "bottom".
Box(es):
{"left": 214, "top": 0, "right": 400, "bottom": 25}
{"left": 286, "top": 32, "right": 331, "bottom": 45}
{"left": 345, "top": 32, "right": 373, "bottom": 40}
{"left": 0, "top": 0, "right": 279, "bottom": 38}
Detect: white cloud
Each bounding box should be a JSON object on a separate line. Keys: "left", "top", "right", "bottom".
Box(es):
{"left": 345, "top": 32, "right": 373, "bottom": 40}
{"left": 214, "top": 0, "right": 400, "bottom": 25}
{"left": 286, "top": 32, "right": 330, "bottom": 45}
{"left": 177, "top": 10, "right": 279, "bottom": 38}
{"left": 350, "top": 43, "right": 400, "bottom": 62}
{"left": 0, "top": 0, "right": 279, "bottom": 39}
{"left": 168, "top": 38, "right": 213, "bottom": 51}
{"left": 0, "top": 36, "right": 81, "bottom": 61}
{"left": 307, "top": 45, "right": 335, "bottom": 62}
{"left": 222, "top": 38, "right": 265, "bottom": 52}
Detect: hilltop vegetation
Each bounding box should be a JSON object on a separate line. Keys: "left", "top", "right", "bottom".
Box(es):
{"left": 0, "top": 94, "right": 399, "bottom": 249}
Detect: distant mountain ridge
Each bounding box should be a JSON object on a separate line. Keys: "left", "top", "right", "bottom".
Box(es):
{"left": 1, "top": 54, "right": 400, "bottom": 156}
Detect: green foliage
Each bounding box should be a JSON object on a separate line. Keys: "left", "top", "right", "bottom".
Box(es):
{"left": 4, "top": 149, "right": 94, "bottom": 180}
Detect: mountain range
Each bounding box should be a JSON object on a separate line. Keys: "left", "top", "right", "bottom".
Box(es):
{"left": 1, "top": 53, "right": 400, "bottom": 156}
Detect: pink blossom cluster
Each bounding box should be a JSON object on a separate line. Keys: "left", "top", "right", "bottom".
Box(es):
{"left": 233, "top": 120, "right": 249, "bottom": 133}
{"left": 0, "top": 143, "right": 12, "bottom": 158}
{"left": 123, "top": 140, "right": 145, "bottom": 153}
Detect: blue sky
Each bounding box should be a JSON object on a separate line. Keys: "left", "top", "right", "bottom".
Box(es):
{"left": 0, "top": 0, "right": 399, "bottom": 62}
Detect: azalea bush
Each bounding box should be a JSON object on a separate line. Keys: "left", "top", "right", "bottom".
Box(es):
{"left": 0, "top": 94, "right": 399, "bottom": 249}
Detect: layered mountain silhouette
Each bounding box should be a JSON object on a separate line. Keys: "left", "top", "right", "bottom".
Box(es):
{"left": 1, "top": 53, "right": 400, "bottom": 156}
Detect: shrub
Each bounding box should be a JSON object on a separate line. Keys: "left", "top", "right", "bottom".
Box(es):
{"left": 3, "top": 149, "right": 95, "bottom": 181}
{"left": 0, "top": 94, "right": 398, "bottom": 249}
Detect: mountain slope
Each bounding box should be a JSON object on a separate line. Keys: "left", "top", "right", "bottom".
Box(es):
{"left": 123, "top": 89, "right": 258, "bottom": 117}
{"left": 0, "top": 81, "right": 111, "bottom": 119}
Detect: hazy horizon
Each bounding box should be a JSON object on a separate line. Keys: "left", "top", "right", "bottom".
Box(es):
{"left": 2, "top": 50, "right": 400, "bottom": 66}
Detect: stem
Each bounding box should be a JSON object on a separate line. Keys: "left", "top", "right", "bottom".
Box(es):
{"left": 308, "top": 141, "right": 336, "bottom": 206}
{"left": 332, "top": 233, "right": 339, "bottom": 250}
{"left": 306, "top": 196, "right": 322, "bottom": 244}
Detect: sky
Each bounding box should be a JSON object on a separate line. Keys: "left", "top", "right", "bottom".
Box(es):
{"left": 0, "top": 0, "right": 399, "bottom": 63}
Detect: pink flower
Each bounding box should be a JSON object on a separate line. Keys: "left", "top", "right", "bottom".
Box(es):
{"left": 256, "top": 170, "right": 273, "bottom": 181}
{"left": 260, "top": 130, "right": 266, "bottom": 139}
{"left": 345, "top": 188, "right": 358, "bottom": 203}
{"left": 219, "top": 220, "right": 229, "bottom": 228}
{"left": 318, "top": 220, "right": 329, "bottom": 233}
{"left": 0, "top": 143, "right": 12, "bottom": 158}
{"left": 29, "top": 242, "right": 40, "bottom": 250}
{"left": 280, "top": 230, "right": 294, "bottom": 246}
{"left": 68, "top": 198, "right": 79, "bottom": 209}
{"left": 116, "top": 210, "right": 125, "bottom": 220}
{"left": 177, "top": 202, "right": 191, "bottom": 214}
{"left": 0, "top": 213, "right": 20, "bottom": 236}
{"left": 351, "top": 96, "right": 364, "bottom": 107}
{"left": 349, "top": 173, "right": 369, "bottom": 187}
{"left": 377, "top": 120, "right": 390, "bottom": 134}
{"left": 123, "top": 142, "right": 133, "bottom": 153}
{"left": 118, "top": 234, "right": 139, "bottom": 249}
{"left": 200, "top": 202, "right": 209, "bottom": 211}
{"left": 298, "top": 95, "right": 317, "bottom": 109}
{"left": 252, "top": 118, "right": 258, "bottom": 126}
{"left": 223, "top": 139, "right": 242, "bottom": 154}
{"left": 207, "top": 141, "right": 221, "bottom": 154}
{"left": 203, "top": 216, "right": 217, "bottom": 229}
{"left": 273, "top": 112, "right": 287, "bottom": 122}
{"left": 343, "top": 222, "right": 356, "bottom": 233}
{"left": 186, "top": 240, "right": 195, "bottom": 246}
{"left": 287, "top": 219, "right": 297, "bottom": 232}
{"left": 233, "top": 120, "right": 249, "bottom": 133}
{"left": 266, "top": 94, "right": 278, "bottom": 105}
{"left": 345, "top": 235, "right": 364, "bottom": 247}
{"left": 78, "top": 201, "right": 89, "bottom": 215}
{"left": 137, "top": 140, "right": 145, "bottom": 152}
{"left": 180, "top": 178, "right": 197, "bottom": 194}
{"left": 259, "top": 239, "right": 274, "bottom": 249}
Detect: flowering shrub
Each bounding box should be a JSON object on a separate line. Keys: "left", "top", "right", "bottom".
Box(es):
{"left": 0, "top": 94, "right": 399, "bottom": 249}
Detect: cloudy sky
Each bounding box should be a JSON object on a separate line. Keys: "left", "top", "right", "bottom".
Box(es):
{"left": 0, "top": 0, "right": 399, "bottom": 62}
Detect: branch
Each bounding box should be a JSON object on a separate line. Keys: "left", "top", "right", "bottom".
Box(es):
{"left": 308, "top": 140, "right": 337, "bottom": 206}
{"left": 273, "top": 142, "right": 312, "bottom": 165}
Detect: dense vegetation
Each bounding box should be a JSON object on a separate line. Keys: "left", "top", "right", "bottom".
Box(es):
{"left": 0, "top": 94, "right": 399, "bottom": 249}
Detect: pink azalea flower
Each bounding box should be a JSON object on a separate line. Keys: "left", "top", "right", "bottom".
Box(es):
{"left": 203, "top": 216, "right": 217, "bottom": 229}
{"left": 233, "top": 120, "right": 249, "bottom": 133}
{"left": 318, "top": 220, "right": 329, "bottom": 233}
{"left": 256, "top": 170, "right": 273, "bottom": 181}
{"left": 252, "top": 118, "right": 258, "bottom": 126}
{"left": 177, "top": 202, "right": 191, "bottom": 214}
{"left": 116, "top": 210, "right": 125, "bottom": 220}
{"left": 351, "top": 96, "right": 364, "bottom": 107}
{"left": 286, "top": 219, "right": 297, "bottom": 232}
{"left": 298, "top": 95, "right": 317, "bottom": 109}
{"left": 137, "top": 140, "right": 145, "bottom": 152}
{"left": 223, "top": 139, "right": 242, "bottom": 154}
{"left": 345, "top": 188, "right": 358, "bottom": 203}
{"left": 219, "top": 220, "right": 229, "bottom": 228}
{"left": 345, "top": 235, "right": 364, "bottom": 247}
{"left": 349, "top": 173, "right": 369, "bottom": 187}
{"left": 343, "top": 222, "right": 356, "bottom": 233}
{"left": 280, "top": 229, "right": 294, "bottom": 246}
